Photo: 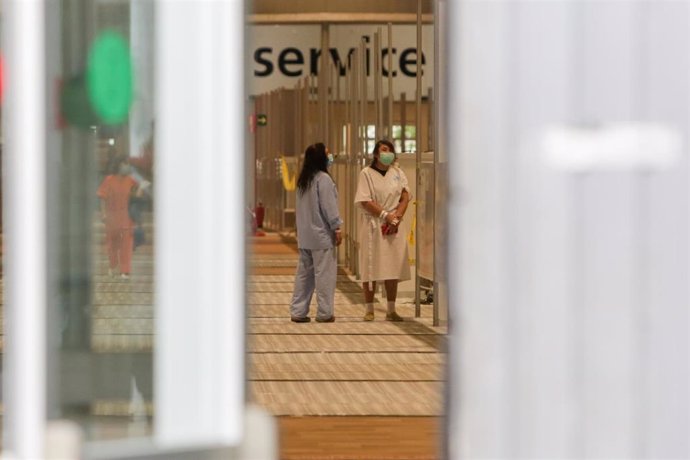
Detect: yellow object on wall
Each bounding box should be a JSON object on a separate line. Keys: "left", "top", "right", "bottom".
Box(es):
{"left": 407, "top": 201, "right": 416, "bottom": 264}
{"left": 408, "top": 201, "right": 417, "bottom": 246}
{"left": 280, "top": 156, "right": 296, "bottom": 191}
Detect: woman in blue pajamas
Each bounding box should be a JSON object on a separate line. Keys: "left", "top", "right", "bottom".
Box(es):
{"left": 290, "top": 143, "right": 343, "bottom": 323}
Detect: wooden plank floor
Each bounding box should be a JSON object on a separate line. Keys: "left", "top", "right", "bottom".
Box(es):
{"left": 278, "top": 416, "right": 440, "bottom": 460}
{"left": 0, "top": 231, "right": 445, "bottom": 459}
{"left": 250, "top": 233, "right": 444, "bottom": 459}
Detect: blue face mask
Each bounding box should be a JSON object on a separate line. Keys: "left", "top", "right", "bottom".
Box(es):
{"left": 327, "top": 153, "right": 334, "bottom": 167}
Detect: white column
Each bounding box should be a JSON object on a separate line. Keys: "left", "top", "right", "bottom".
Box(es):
{"left": 155, "top": 0, "right": 245, "bottom": 446}
{"left": 447, "top": 1, "right": 690, "bottom": 458}
{"left": 2, "top": 0, "right": 47, "bottom": 458}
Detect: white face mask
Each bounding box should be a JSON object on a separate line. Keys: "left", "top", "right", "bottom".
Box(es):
{"left": 327, "top": 153, "right": 334, "bottom": 167}
{"left": 379, "top": 152, "right": 395, "bottom": 165}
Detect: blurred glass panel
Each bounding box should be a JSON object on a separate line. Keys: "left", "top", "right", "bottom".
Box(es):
{"left": 47, "top": 0, "right": 156, "bottom": 441}
{"left": 0, "top": 46, "right": 3, "bottom": 439}
{"left": 404, "top": 125, "right": 416, "bottom": 139}
{"left": 404, "top": 140, "right": 417, "bottom": 153}
{"left": 392, "top": 124, "right": 402, "bottom": 139}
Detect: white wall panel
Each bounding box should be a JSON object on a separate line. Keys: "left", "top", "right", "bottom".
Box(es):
{"left": 447, "top": 1, "right": 690, "bottom": 458}
{"left": 155, "top": 0, "right": 245, "bottom": 447}
{"left": 645, "top": 4, "right": 690, "bottom": 457}
{"left": 511, "top": 4, "right": 573, "bottom": 456}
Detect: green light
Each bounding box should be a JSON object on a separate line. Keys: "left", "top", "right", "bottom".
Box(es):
{"left": 87, "top": 31, "right": 133, "bottom": 124}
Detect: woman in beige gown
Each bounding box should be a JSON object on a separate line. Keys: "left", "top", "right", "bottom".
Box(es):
{"left": 354, "top": 140, "right": 412, "bottom": 321}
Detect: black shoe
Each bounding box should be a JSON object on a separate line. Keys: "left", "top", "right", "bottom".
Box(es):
{"left": 315, "top": 316, "right": 335, "bottom": 323}
{"left": 385, "top": 312, "right": 404, "bottom": 322}
{"left": 291, "top": 316, "right": 311, "bottom": 323}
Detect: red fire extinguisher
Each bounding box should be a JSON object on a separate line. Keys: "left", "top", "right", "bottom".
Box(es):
{"left": 254, "top": 201, "right": 265, "bottom": 229}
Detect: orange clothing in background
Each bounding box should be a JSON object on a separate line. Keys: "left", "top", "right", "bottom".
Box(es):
{"left": 105, "top": 228, "right": 134, "bottom": 274}
{"left": 98, "top": 175, "right": 137, "bottom": 229}
{"left": 98, "top": 175, "right": 138, "bottom": 274}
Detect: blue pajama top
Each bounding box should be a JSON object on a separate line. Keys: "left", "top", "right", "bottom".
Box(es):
{"left": 296, "top": 171, "right": 343, "bottom": 250}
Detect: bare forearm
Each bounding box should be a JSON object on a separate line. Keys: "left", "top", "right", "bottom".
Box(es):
{"left": 363, "top": 200, "right": 401, "bottom": 227}
{"left": 362, "top": 200, "right": 386, "bottom": 218}
{"left": 395, "top": 190, "right": 410, "bottom": 217}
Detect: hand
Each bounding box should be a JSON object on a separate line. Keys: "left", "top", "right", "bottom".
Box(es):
{"left": 137, "top": 181, "right": 151, "bottom": 197}
{"left": 335, "top": 229, "right": 343, "bottom": 246}
{"left": 385, "top": 212, "right": 398, "bottom": 225}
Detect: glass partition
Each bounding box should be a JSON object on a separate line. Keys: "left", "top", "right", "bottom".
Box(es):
{"left": 47, "top": 0, "right": 156, "bottom": 441}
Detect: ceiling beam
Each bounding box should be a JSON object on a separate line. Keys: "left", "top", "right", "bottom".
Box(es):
{"left": 249, "top": 13, "right": 434, "bottom": 25}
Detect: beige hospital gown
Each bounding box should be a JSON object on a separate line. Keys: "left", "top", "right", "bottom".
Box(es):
{"left": 354, "top": 165, "right": 412, "bottom": 282}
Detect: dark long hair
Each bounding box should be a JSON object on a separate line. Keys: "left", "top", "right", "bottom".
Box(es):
{"left": 297, "top": 143, "right": 328, "bottom": 195}
{"left": 370, "top": 139, "right": 396, "bottom": 167}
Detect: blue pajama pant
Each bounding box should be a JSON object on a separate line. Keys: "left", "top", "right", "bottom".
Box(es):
{"left": 290, "top": 248, "right": 337, "bottom": 320}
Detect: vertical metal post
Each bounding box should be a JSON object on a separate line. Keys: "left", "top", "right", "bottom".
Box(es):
{"left": 401, "top": 92, "right": 407, "bottom": 150}
{"left": 428, "top": 87, "right": 434, "bottom": 151}
{"left": 353, "top": 49, "right": 362, "bottom": 276}
{"left": 374, "top": 28, "right": 383, "bottom": 139}
{"left": 275, "top": 90, "right": 280, "bottom": 228}
{"left": 312, "top": 74, "right": 318, "bottom": 143}
{"left": 343, "top": 66, "right": 349, "bottom": 264}
{"left": 320, "top": 24, "right": 330, "bottom": 145}
{"left": 255, "top": 95, "right": 259, "bottom": 217}
{"left": 388, "top": 23, "right": 394, "bottom": 140}
{"left": 346, "top": 57, "right": 352, "bottom": 270}
{"left": 335, "top": 61, "right": 341, "bottom": 155}
{"left": 415, "top": 0, "right": 423, "bottom": 316}
{"left": 270, "top": 91, "right": 275, "bottom": 227}
{"left": 330, "top": 60, "right": 336, "bottom": 151}
{"left": 273, "top": 91, "right": 276, "bottom": 226}
{"left": 360, "top": 38, "right": 368, "bottom": 156}
{"left": 278, "top": 90, "right": 282, "bottom": 143}
{"left": 350, "top": 51, "right": 356, "bottom": 156}
{"left": 264, "top": 92, "right": 269, "bottom": 227}
{"left": 268, "top": 91, "right": 273, "bottom": 227}
{"left": 303, "top": 76, "right": 309, "bottom": 151}
{"left": 432, "top": 67, "right": 440, "bottom": 327}
{"left": 297, "top": 78, "right": 307, "bottom": 153}
{"left": 295, "top": 80, "right": 300, "bottom": 155}
{"left": 352, "top": 50, "right": 357, "bottom": 155}
{"left": 278, "top": 90, "right": 283, "bottom": 228}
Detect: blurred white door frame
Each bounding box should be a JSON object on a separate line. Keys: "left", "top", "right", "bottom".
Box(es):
{"left": 153, "top": 0, "right": 246, "bottom": 447}
{"left": 2, "top": 0, "right": 253, "bottom": 458}
{"left": 446, "top": 1, "right": 690, "bottom": 458}
{"left": 2, "top": 0, "right": 48, "bottom": 457}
